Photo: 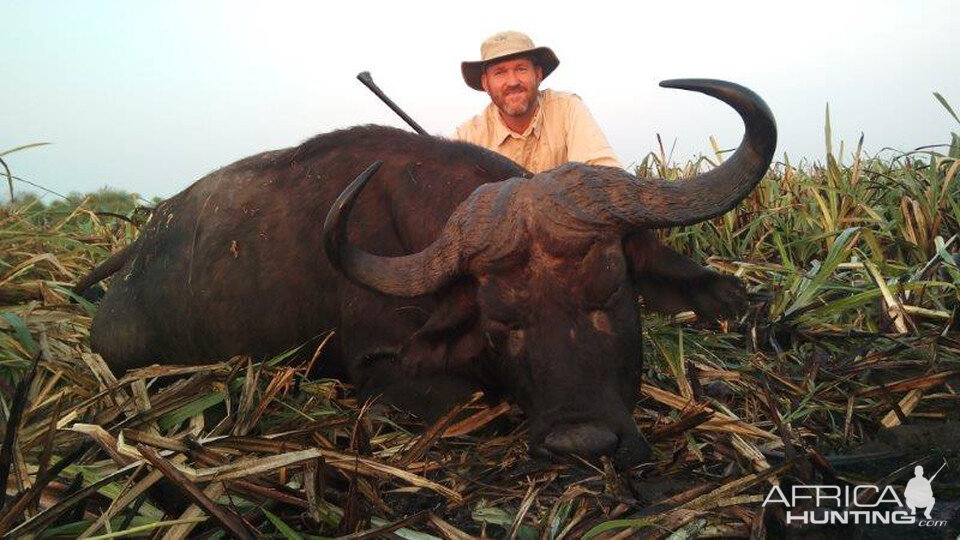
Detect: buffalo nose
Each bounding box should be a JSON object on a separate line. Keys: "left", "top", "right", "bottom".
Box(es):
{"left": 543, "top": 424, "right": 618, "bottom": 459}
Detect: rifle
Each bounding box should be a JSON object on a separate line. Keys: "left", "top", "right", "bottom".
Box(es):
{"left": 929, "top": 458, "right": 948, "bottom": 482}
{"left": 356, "top": 71, "right": 428, "bottom": 135}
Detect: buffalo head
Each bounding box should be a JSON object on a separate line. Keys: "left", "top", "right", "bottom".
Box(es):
{"left": 323, "top": 79, "right": 776, "bottom": 466}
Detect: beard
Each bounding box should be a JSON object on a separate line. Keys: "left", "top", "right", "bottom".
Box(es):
{"left": 493, "top": 85, "right": 538, "bottom": 117}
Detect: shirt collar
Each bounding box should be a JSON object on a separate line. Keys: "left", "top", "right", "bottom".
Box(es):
{"left": 488, "top": 91, "right": 544, "bottom": 145}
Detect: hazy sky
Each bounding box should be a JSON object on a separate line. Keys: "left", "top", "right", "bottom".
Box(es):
{"left": 3, "top": 1, "right": 958, "bottom": 201}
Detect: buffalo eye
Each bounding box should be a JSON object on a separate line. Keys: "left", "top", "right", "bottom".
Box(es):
{"left": 483, "top": 318, "right": 526, "bottom": 357}
{"left": 581, "top": 252, "right": 628, "bottom": 308}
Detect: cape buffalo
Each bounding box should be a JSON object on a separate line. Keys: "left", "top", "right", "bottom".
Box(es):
{"left": 76, "top": 79, "right": 776, "bottom": 467}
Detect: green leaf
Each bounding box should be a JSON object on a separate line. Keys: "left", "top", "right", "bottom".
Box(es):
{"left": 934, "top": 92, "right": 960, "bottom": 125}
{"left": 936, "top": 236, "right": 959, "bottom": 269}
{"left": 582, "top": 518, "right": 655, "bottom": 539}
{"left": 472, "top": 505, "right": 513, "bottom": 526}
{"left": 263, "top": 508, "right": 304, "bottom": 540}
{"left": 63, "top": 464, "right": 164, "bottom": 519}
{"left": 0, "top": 142, "right": 52, "bottom": 157}
{"left": 157, "top": 392, "right": 225, "bottom": 431}
{"left": 824, "top": 102, "right": 833, "bottom": 158}
{"left": 1, "top": 311, "right": 38, "bottom": 354}
{"left": 85, "top": 517, "right": 208, "bottom": 540}
{"left": 52, "top": 285, "right": 98, "bottom": 316}
{"left": 265, "top": 343, "right": 307, "bottom": 367}
{"left": 784, "top": 227, "right": 860, "bottom": 318}
{"left": 518, "top": 525, "right": 539, "bottom": 540}
{"left": 38, "top": 516, "right": 154, "bottom": 539}
{"left": 547, "top": 501, "right": 574, "bottom": 540}
{"left": 936, "top": 236, "right": 960, "bottom": 284}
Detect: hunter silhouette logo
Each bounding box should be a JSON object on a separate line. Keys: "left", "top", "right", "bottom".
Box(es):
{"left": 904, "top": 460, "right": 946, "bottom": 520}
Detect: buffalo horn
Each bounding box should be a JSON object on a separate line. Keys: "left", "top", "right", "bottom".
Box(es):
{"left": 323, "top": 161, "right": 464, "bottom": 297}
{"left": 602, "top": 79, "right": 777, "bottom": 229}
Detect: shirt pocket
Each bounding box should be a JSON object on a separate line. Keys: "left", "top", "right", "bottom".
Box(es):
{"left": 538, "top": 133, "right": 567, "bottom": 172}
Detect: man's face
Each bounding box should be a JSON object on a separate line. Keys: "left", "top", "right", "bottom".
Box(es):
{"left": 481, "top": 57, "right": 543, "bottom": 118}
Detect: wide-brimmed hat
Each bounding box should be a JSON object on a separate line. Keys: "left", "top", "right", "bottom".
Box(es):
{"left": 461, "top": 31, "right": 560, "bottom": 91}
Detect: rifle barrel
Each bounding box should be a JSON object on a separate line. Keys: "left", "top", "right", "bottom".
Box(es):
{"left": 930, "top": 459, "right": 948, "bottom": 482}
{"left": 357, "top": 71, "right": 428, "bottom": 135}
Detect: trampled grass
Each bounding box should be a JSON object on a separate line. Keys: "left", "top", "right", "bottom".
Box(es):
{"left": 0, "top": 105, "right": 958, "bottom": 538}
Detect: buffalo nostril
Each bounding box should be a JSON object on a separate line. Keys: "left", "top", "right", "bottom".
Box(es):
{"left": 543, "top": 424, "right": 618, "bottom": 458}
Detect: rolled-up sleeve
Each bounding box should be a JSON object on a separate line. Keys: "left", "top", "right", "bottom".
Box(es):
{"left": 565, "top": 95, "right": 622, "bottom": 169}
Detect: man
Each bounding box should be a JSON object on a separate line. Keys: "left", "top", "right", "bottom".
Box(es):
{"left": 455, "top": 31, "right": 622, "bottom": 173}
{"left": 904, "top": 464, "right": 937, "bottom": 519}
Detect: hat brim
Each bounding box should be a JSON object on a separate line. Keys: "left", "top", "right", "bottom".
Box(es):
{"left": 461, "top": 47, "right": 559, "bottom": 92}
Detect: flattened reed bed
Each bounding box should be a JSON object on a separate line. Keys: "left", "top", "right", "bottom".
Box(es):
{"left": 1, "top": 122, "right": 959, "bottom": 538}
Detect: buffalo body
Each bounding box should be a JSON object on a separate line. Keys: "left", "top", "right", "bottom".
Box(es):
{"left": 79, "top": 79, "right": 777, "bottom": 465}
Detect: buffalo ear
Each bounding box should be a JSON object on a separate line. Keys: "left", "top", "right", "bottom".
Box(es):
{"left": 401, "top": 280, "right": 484, "bottom": 374}
{"left": 623, "top": 231, "right": 747, "bottom": 321}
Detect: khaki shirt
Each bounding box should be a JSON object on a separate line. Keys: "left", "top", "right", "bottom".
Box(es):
{"left": 454, "top": 89, "right": 622, "bottom": 173}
